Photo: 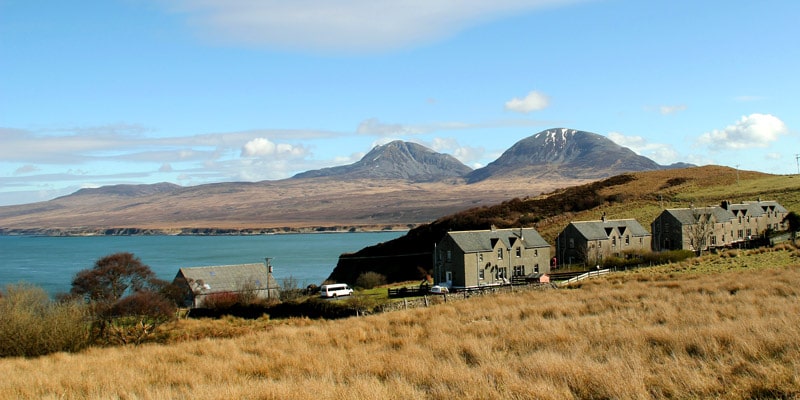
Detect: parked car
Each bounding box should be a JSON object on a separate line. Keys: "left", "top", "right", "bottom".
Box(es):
{"left": 319, "top": 283, "right": 354, "bottom": 298}
{"left": 430, "top": 285, "right": 449, "bottom": 294}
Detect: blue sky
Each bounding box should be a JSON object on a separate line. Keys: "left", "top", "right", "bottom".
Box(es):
{"left": 1, "top": 0, "right": 798, "bottom": 206}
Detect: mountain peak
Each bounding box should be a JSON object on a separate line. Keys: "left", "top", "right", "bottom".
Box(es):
{"left": 466, "top": 128, "right": 662, "bottom": 183}
{"left": 293, "top": 140, "right": 472, "bottom": 182}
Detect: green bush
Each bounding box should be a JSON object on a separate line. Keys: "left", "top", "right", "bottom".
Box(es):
{"left": 355, "top": 271, "right": 387, "bottom": 289}
{"left": 0, "top": 283, "right": 90, "bottom": 358}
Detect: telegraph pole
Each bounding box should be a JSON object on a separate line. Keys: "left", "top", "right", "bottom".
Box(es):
{"left": 795, "top": 154, "right": 799, "bottom": 175}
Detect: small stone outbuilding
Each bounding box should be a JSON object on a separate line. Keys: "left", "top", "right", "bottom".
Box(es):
{"left": 172, "top": 261, "right": 280, "bottom": 308}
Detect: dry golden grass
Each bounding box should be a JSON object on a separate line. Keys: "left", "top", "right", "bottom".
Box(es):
{"left": 2, "top": 246, "right": 799, "bottom": 399}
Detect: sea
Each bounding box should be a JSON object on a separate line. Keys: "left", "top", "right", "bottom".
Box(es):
{"left": 0, "top": 231, "right": 406, "bottom": 296}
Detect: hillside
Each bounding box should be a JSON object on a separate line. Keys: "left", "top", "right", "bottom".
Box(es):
{"left": 328, "top": 166, "right": 799, "bottom": 283}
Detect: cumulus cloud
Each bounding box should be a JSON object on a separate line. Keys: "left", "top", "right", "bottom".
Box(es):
{"left": 425, "top": 137, "right": 484, "bottom": 167}
{"left": 165, "top": 0, "right": 584, "bottom": 52}
{"left": 241, "top": 138, "right": 307, "bottom": 158}
{"left": 504, "top": 91, "right": 550, "bottom": 114}
{"left": 696, "top": 114, "right": 788, "bottom": 150}
{"left": 607, "top": 132, "right": 679, "bottom": 165}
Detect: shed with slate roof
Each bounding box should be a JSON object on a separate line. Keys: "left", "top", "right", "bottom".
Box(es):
{"left": 434, "top": 227, "right": 550, "bottom": 289}
{"left": 172, "top": 260, "right": 279, "bottom": 308}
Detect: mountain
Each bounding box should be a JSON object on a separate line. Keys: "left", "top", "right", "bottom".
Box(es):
{"left": 293, "top": 140, "right": 472, "bottom": 182}
{"left": 466, "top": 128, "right": 663, "bottom": 183}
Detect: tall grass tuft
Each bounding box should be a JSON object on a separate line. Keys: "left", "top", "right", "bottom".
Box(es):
{"left": 0, "top": 283, "right": 90, "bottom": 358}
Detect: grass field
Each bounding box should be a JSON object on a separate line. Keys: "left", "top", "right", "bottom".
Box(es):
{"left": 1, "top": 244, "right": 798, "bottom": 399}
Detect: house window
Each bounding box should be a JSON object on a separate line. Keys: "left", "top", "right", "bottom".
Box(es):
{"left": 497, "top": 267, "right": 507, "bottom": 279}
{"left": 479, "top": 269, "right": 485, "bottom": 280}
{"left": 738, "top": 230, "right": 743, "bottom": 238}
{"left": 516, "top": 247, "right": 521, "bottom": 258}
{"left": 569, "top": 238, "right": 575, "bottom": 249}
{"left": 625, "top": 235, "right": 630, "bottom": 245}
{"left": 746, "top": 229, "right": 752, "bottom": 237}
{"left": 446, "top": 250, "right": 452, "bottom": 262}
{"left": 479, "top": 253, "right": 483, "bottom": 262}
{"left": 513, "top": 265, "right": 525, "bottom": 276}
{"left": 534, "top": 249, "right": 538, "bottom": 257}
{"left": 534, "top": 264, "right": 540, "bottom": 273}
{"left": 497, "top": 248, "right": 503, "bottom": 260}
{"left": 612, "top": 236, "right": 616, "bottom": 247}
{"left": 710, "top": 236, "right": 717, "bottom": 245}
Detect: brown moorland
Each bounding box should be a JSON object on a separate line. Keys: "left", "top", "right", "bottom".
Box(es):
{"left": 1, "top": 245, "right": 799, "bottom": 399}
{"left": 0, "top": 176, "right": 592, "bottom": 234}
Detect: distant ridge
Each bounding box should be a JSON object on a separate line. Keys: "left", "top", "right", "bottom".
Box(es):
{"left": 293, "top": 140, "right": 472, "bottom": 182}
{"left": 70, "top": 182, "right": 182, "bottom": 197}
{"left": 467, "top": 128, "right": 663, "bottom": 183}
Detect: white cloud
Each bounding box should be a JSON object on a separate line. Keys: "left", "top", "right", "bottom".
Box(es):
{"left": 659, "top": 104, "right": 687, "bottom": 115}
{"left": 165, "top": 0, "right": 585, "bottom": 52}
{"left": 241, "top": 138, "right": 307, "bottom": 158}
{"left": 607, "top": 132, "right": 679, "bottom": 164}
{"left": 425, "top": 137, "right": 484, "bottom": 167}
{"left": 504, "top": 91, "right": 550, "bottom": 114}
{"left": 696, "top": 114, "right": 788, "bottom": 150}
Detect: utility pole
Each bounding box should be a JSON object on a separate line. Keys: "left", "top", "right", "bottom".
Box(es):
{"left": 795, "top": 154, "right": 799, "bottom": 175}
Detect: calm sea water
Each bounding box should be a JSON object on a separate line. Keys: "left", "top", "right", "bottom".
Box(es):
{"left": 0, "top": 231, "right": 405, "bottom": 296}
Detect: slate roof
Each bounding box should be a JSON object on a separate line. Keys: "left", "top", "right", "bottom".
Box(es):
{"left": 663, "top": 207, "right": 735, "bottom": 225}
{"left": 569, "top": 219, "right": 650, "bottom": 241}
{"left": 175, "top": 263, "right": 277, "bottom": 295}
{"left": 446, "top": 228, "right": 548, "bottom": 253}
{"left": 743, "top": 200, "right": 787, "bottom": 214}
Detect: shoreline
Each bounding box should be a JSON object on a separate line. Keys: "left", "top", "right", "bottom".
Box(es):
{"left": 0, "top": 225, "right": 415, "bottom": 237}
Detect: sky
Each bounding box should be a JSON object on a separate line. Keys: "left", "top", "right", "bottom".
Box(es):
{"left": 1, "top": 0, "right": 798, "bottom": 206}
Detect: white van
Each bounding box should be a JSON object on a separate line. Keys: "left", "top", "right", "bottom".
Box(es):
{"left": 319, "top": 283, "right": 354, "bottom": 298}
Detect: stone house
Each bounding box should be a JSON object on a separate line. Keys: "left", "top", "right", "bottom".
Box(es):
{"left": 434, "top": 227, "right": 550, "bottom": 289}
{"left": 172, "top": 260, "right": 280, "bottom": 308}
{"left": 651, "top": 200, "right": 787, "bottom": 253}
{"left": 555, "top": 216, "right": 651, "bottom": 266}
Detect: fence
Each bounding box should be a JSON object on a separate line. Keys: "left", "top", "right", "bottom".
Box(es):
{"left": 559, "top": 269, "right": 610, "bottom": 286}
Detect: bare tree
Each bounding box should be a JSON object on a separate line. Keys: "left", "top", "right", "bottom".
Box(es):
{"left": 686, "top": 207, "right": 715, "bottom": 256}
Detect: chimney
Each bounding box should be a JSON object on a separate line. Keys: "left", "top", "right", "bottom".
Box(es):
{"left": 720, "top": 200, "right": 730, "bottom": 210}
{"left": 601, "top": 212, "right": 606, "bottom": 222}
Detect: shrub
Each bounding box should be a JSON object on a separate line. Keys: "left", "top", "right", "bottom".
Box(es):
{"left": 355, "top": 271, "right": 387, "bottom": 289}
{"left": 203, "top": 292, "right": 242, "bottom": 310}
{"left": 0, "top": 283, "right": 90, "bottom": 357}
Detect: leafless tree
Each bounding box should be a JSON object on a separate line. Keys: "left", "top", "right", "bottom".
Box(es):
{"left": 686, "top": 207, "right": 715, "bottom": 256}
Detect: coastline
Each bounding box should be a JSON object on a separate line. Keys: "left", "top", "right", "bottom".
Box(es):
{"left": 0, "top": 224, "right": 415, "bottom": 237}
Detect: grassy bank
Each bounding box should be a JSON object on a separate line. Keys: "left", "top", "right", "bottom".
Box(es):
{"left": 1, "top": 245, "right": 798, "bottom": 399}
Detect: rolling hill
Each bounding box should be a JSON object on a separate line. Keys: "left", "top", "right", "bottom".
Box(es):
{"left": 327, "top": 166, "right": 799, "bottom": 284}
